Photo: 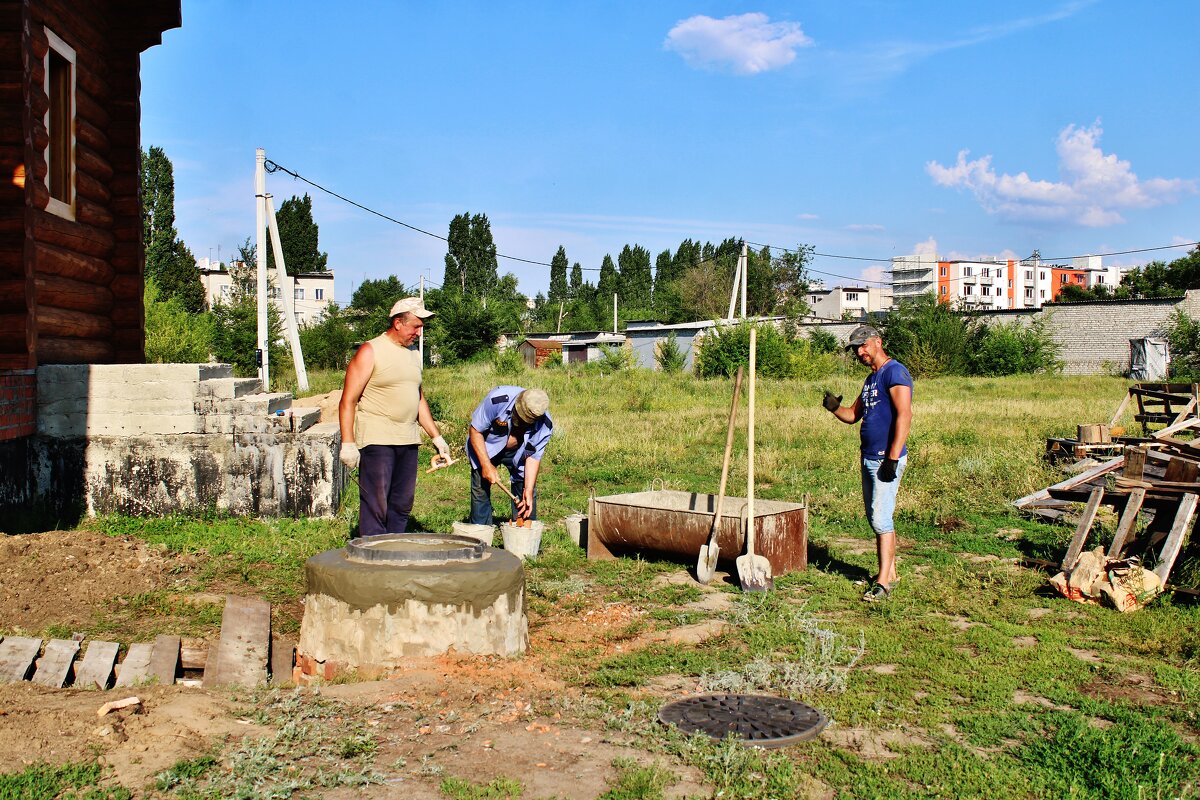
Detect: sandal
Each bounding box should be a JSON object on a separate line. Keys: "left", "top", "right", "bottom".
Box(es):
{"left": 862, "top": 582, "right": 892, "bottom": 602}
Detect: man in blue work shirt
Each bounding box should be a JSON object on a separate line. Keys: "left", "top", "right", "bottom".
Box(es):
{"left": 822, "top": 325, "right": 913, "bottom": 603}
{"left": 466, "top": 386, "right": 553, "bottom": 524}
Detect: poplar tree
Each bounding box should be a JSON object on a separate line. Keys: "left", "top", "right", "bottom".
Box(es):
{"left": 442, "top": 212, "right": 498, "bottom": 299}
{"left": 265, "top": 193, "right": 328, "bottom": 274}
{"left": 140, "top": 146, "right": 205, "bottom": 312}
{"left": 617, "top": 244, "right": 653, "bottom": 310}
{"left": 549, "top": 246, "right": 569, "bottom": 301}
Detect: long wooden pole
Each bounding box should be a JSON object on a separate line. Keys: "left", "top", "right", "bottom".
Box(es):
{"left": 254, "top": 148, "right": 270, "bottom": 389}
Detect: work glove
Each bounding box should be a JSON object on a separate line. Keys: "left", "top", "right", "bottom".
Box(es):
{"left": 431, "top": 435, "right": 451, "bottom": 460}
{"left": 878, "top": 458, "right": 899, "bottom": 482}
{"left": 822, "top": 391, "right": 842, "bottom": 413}
{"left": 339, "top": 442, "right": 360, "bottom": 469}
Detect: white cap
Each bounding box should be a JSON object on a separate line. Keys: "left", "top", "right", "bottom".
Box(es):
{"left": 389, "top": 297, "right": 434, "bottom": 319}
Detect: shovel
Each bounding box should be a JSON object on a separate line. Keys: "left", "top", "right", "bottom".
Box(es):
{"left": 697, "top": 365, "right": 744, "bottom": 584}
{"left": 737, "top": 327, "right": 773, "bottom": 592}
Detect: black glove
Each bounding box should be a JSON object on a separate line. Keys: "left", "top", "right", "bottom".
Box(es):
{"left": 878, "top": 458, "right": 899, "bottom": 482}
{"left": 822, "top": 391, "right": 842, "bottom": 413}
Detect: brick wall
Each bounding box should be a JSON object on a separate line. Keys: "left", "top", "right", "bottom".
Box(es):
{"left": 969, "top": 290, "right": 1200, "bottom": 375}
{"left": 0, "top": 370, "right": 36, "bottom": 441}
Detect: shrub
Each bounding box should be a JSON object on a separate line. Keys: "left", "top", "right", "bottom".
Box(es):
{"left": 655, "top": 332, "right": 686, "bottom": 373}
{"left": 693, "top": 322, "right": 795, "bottom": 379}
{"left": 298, "top": 303, "right": 356, "bottom": 370}
{"left": 967, "top": 317, "right": 1062, "bottom": 376}
{"left": 882, "top": 295, "right": 970, "bottom": 377}
{"left": 144, "top": 278, "right": 213, "bottom": 363}
{"left": 597, "top": 344, "right": 634, "bottom": 374}
{"left": 492, "top": 347, "right": 524, "bottom": 376}
{"left": 1165, "top": 309, "right": 1200, "bottom": 379}
{"left": 806, "top": 328, "right": 839, "bottom": 354}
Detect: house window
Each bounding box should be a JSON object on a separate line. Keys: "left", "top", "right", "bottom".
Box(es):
{"left": 1040, "top": 289, "right": 1045, "bottom": 298}
{"left": 219, "top": 285, "right": 231, "bottom": 299}
{"left": 44, "top": 29, "right": 76, "bottom": 219}
{"left": 1097, "top": 275, "right": 1105, "bottom": 284}
{"left": 1060, "top": 274, "right": 1068, "bottom": 284}
{"left": 315, "top": 288, "right": 324, "bottom": 300}
{"left": 982, "top": 286, "right": 991, "bottom": 296}
{"left": 1025, "top": 270, "right": 1033, "bottom": 280}
{"left": 963, "top": 285, "right": 973, "bottom": 295}
{"left": 1008, "top": 280, "right": 1013, "bottom": 288}
{"left": 845, "top": 292, "right": 859, "bottom": 302}
{"left": 940, "top": 286, "right": 947, "bottom": 295}
{"left": 940, "top": 266, "right": 947, "bottom": 276}
{"left": 294, "top": 287, "right": 304, "bottom": 301}
{"left": 1025, "top": 288, "right": 1034, "bottom": 299}
{"left": 963, "top": 266, "right": 973, "bottom": 277}
{"left": 1040, "top": 271, "right": 1047, "bottom": 280}
{"left": 269, "top": 286, "right": 281, "bottom": 299}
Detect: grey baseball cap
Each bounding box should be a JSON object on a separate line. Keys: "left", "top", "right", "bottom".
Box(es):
{"left": 845, "top": 325, "right": 881, "bottom": 349}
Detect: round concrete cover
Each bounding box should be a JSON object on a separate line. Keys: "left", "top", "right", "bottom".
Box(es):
{"left": 346, "top": 533, "right": 485, "bottom": 564}
{"left": 658, "top": 694, "right": 827, "bottom": 747}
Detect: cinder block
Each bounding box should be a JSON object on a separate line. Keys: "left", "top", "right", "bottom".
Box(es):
{"left": 234, "top": 393, "right": 292, "bottom": 416}
{"left": 200, "top": 377, "right": 263, "bottom": 399}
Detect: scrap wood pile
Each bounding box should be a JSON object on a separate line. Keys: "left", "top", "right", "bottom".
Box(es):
{"left": 1015, "top": 384, "right": 1200, "bottom": 609}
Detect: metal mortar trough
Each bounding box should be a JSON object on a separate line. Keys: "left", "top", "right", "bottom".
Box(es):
{"left": 587, "top": 490, "right": 807, "bottom": 575}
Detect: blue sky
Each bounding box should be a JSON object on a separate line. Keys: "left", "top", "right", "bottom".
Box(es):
{"left": 141, "top": 1, "right": 1200, "bottom": 301}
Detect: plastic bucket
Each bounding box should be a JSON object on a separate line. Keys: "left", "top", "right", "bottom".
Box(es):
{"left": 500, "top": 520, "right": 544, "bottom": 560}
{"left": 563, "top": 514, "right": 587, "bottom": 548}
{"left": 451, "top": 521, "right": 496, "bottom": 546}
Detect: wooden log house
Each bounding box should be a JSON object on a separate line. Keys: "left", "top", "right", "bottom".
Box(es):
{"left": 0, "top": 0, "right": 180, "bottom": 443}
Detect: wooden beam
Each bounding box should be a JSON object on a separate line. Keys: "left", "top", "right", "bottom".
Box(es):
{"left": 31, "top": 639, "right": 80, "bottom": 688}
{"left": 0, "top": 637, "right": 42, "bottom": 683}
{"left": 1154, "top": 493, "right": 1198, "bottom": 584}
{"left": 1107, "top": 487, "right": 1145, "bottom": 559}
{"left": 114, "top": 642, "right": 154, "bottom": 688}
{"left": 1109, "top": 390, "right": 1133, "bottom": 428}
{"left": 203, "top": 595, "right": 271, "bottom": 689}
{"left": 1013, "top": 456, "right": 1124, "bottom": 509}
{"left": 74, "top": 641, "right": 120, "bottom": 690}
{"left": 1062, "top": 486, "right": 1105, "bottom": 571}
{"left": 148, "top": 635, "right": 180, "bottom": 686}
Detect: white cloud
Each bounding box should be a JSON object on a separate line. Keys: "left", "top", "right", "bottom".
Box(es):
{"left": 845, "top": 223, "right": 884, "bottom": 232}
{"left": 927, "top": 122, "right": 1195, "bottom": 227}
{"left": 796, "top": 212, "right": 819, "bottom": 220}
{"left": 664, "top": 13, "right": 812, "bottom": 75}
{"left": 912, "top": 236, "right": 938, "bottom": 256}
{"left": 860, "top": 266, "right": 887, "bottom": 285}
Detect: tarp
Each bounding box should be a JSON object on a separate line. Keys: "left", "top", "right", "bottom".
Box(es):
{"left": 1130, "top": 337, "right": 1169, "bottom": 380}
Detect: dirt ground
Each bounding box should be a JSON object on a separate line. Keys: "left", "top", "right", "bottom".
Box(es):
{"left": 0, "top": 531, "right": 726, "bottom": 799}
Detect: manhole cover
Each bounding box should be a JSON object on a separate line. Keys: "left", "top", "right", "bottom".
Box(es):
{"left": 346, "top": 534, "right": 485, "bottom": 564}
{"left": 658, "top": 693, "right": 827, "bottom": 747}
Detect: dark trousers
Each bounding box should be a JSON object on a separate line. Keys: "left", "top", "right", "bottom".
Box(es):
{"left": 358, "top": 444, "right": 419, "bottom": 536}
{"left": 469, "top": 450, "right": 536, "bottom": 525}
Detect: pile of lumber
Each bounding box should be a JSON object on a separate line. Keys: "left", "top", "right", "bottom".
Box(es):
{"left": 1044, "top": 383, "right": 1200, "bottom": 465}
{"left": 0, "top": 595, "right": 291, "bottom": 690}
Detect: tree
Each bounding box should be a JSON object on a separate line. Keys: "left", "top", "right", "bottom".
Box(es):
{"left": 617, "top": 244, "right": 653, "bottom": 311}
{"left": 265, "top": 193, "right": 328, "bottom": 274}
{"left": 594, "top": 254, "right": 618, "bottom": 327}
{"left": 549, "top": 246, "right": 569, "bottom": 301}
{"left": 140, "top": 146, "right": 205, "bottom": 312}
{"left": 570, "top": 262, "right": 583, "bottom": 292}
{"left": 442, "top": 212, "right": 498, "bottom": 299}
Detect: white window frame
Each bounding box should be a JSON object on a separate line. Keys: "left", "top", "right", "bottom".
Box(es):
{"left": 44, "top": 28, "right": 76, "bottom": 221}
{"left": 315, "top": 288, "right": 324, "bottom": 300}
{"left": 294, "top": 287, "right": 304, "bottom": 301}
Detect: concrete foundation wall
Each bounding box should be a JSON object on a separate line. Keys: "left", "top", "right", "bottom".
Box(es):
{"left": 0, "top": 363, "right": 343, "bottom": 528}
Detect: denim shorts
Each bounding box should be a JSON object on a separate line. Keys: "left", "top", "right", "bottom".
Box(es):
{"left": 861, "top": 455, "right": 907, "bottom": 535}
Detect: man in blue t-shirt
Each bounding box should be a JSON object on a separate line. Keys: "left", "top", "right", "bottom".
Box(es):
{"left": 466, "top": 386, "right": 553, "bottom": 524}
{"left": 822, "top": 325, "right": 913, "bottom": 602}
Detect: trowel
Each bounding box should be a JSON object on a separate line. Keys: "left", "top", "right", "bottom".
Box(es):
{"left": 697, "top": 365, "right": 743, "bottom": 585}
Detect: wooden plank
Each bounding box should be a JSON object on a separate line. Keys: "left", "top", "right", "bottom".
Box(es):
{"left": 148, "top": 635, "right": 180, "bottom": 686}
{"left": 1171, "top": 397, "right": 1198, "bottom": 426}
{"left": 1163, "top": 457, "right": 1200, "bottom": 484}
{"left": 1154, "top": 493, "right": 1198, "bottom": 584}
{"left": 1109, "top": 391, "right": 1133, "bottom": 428}
{"left": 1107, "top": 488, "right": 1145, "bottom": 559}
{"left": 1123, "top": 446, "right": 1148, "bottom": 480}
{"left": 270, "top": 636, "right": 295, "bottom": 686}
{"left": 1062, "top": 487, "right": 1105, "bottom": 570}
{"left": 114, "top": 642, "right": 154, "bottom": 688}
{"left": 74, "top": 641, "right": 119, "bottom": 690}
{"left": 0, "top": 637, "right": 42, "bottom": 683}
{"left": 31, "top": 639, "right": 80, "bottom": 688}
{"left": 1152, "top": 417, "right": 1200, "bottom": 440}
{"left": 202, "top": 595, "right": 271, "bottom": 689}
{"left": 1012, "top": 456, "right": 1124, "bottom": 509}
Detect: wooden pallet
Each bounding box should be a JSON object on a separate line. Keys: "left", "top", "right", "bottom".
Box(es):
{"left": 0, "top": 595, "right": 288, "bottom": 691}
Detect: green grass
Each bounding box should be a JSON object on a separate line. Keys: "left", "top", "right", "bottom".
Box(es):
{"left": 29, "top": 366, "right": 1200, "bottom": 798}
{"left": 0, "top": 761, "right": 131, "bottom": 800}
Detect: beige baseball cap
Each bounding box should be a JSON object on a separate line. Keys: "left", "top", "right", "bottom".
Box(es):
{"left": 389, "top": 297, "right": 434, "bottom": 319}
{"left": 513, "top": 388, "right": 549, "bottom": 423}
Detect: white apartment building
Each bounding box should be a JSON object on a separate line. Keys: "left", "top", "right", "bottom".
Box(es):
{"left": 890, "top": 253, "right": 937, "bottom": 304}
{"left": 807, "top": 284, "right": 893, "bottom": 320}
{"left": 198, "top": 260, "right": 335, "bottom": 325}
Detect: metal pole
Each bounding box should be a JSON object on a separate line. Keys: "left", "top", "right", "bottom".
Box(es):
{"left": 254, "top": 148, "right": 270, "bottom": 390}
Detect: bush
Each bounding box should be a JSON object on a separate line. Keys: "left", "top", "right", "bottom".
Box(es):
{"left": 693, "top": 322, "right": 795, "bottom": 379}
{"left": 144, "top": 278, "right": 213, "bottom": 363}
{"left": 596, "top": 343, "right": 634, "bottom": 374}
{"left": 492, "top": 347, "right": 524, "bottom": 376}
{"left": 806, "top": 328, "right": 839, "bottom": 354}
{"left": 881, "top": 295, "right": 970, "bottom": 377}
{"left": 1165, "top": 309, "right": 1200, "bottom": 378}
{"left": 298, "top": 303, "right": 356, "bottom": 370}
{"left": 655, "top": 332, "right": 686, "bottom": 373}
{"left": 967, "top": 317, "right": 1062, "bottom": 376}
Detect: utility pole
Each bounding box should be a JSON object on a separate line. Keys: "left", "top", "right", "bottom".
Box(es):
{"left": 254, "top": 148, "right": 269, "bottom": 390}
{"left": 613, "top": 293, "right": 618, "bottom": 334}
{"left": 419, "top": 274, "right": 425, "bottom": 365}
{"left": 556, "top": 300, "right": 564, "bottom": 334}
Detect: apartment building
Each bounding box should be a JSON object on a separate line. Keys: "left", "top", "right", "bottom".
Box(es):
{"left": 198, "top": 259, "right": 335, "bottom": 325}
{"left": 807, "top": 284, "right": 893, "bottom": 320}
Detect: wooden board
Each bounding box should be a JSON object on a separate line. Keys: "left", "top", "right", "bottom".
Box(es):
{"left": 0, "top": 637, "right": 42, "bottom": 684}
{"left": 31, "top": 639, "right": 80, "bottom": 688}
{"left": 114, "top": 642, "right": 154, "bottom": 688}
{"left": 1154, "top": 492, "right": 1198, "bottom": 583}
{"left": 203, "top": 595, "right": 271, "bottom": 689}
{"left": 1107, "top": 488, "right": 1145, "bottom": 559}
{"left": 74, "top": 641, "right": 119, "bottom": 690}
{"left": 270, "top": 636, "right": 295, "bottom": 686}
{"left": 148, "top": 635, "right": 180, "bottom": 686}
{"left": 1013, "top": 457, "right": 1123, "bottom": 509}
{"left": 1062, "top": 486, "right": 1105, "bottom": 570}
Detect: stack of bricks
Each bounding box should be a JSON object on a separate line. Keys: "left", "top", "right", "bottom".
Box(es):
{"left": 0, "top": 370, "right": 36, "bottom": 441}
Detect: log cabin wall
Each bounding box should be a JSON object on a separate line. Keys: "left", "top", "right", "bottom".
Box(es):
{"left": 0, "top": 0, "right": 178, "bottom": 442}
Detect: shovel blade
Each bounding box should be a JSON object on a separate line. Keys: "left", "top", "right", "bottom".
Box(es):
{"left": 696, "top": 542, "right": 719, "bottom": 585}
{"left": 736, "top": 553, "right": 774, "bottom": 593}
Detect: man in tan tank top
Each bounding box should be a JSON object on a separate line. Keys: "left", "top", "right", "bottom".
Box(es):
{"left": 338, "top": 297, "right": 450, "bottom": 535}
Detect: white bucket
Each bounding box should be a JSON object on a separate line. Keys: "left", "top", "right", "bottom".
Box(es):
{"left": 500, "top": 520, "right": 544, "bottom": 560}
{"left": 451, "top": 521, "right": 496, "bottom": 546}
{"left": 563, "top": 514, "right": 587, "bottom": 548}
